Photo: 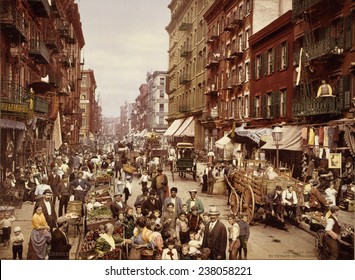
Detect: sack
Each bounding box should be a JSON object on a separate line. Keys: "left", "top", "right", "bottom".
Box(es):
{"left": 69, "top": 195, "right": 75, "bottom": 201}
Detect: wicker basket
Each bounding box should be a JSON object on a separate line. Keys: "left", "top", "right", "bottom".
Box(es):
{"left": 123, "top": 164, "right": 136, "bottom": 174}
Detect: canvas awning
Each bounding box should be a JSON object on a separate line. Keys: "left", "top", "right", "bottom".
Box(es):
{"left": 163, "top": 118, "right": 185, "bottom": 136}
{"left": 260, "top": 125, "right": 303, "bottom": 151}
{"left": 173, "top": 116, "right": 194, "bottom": 137}
{"left": 215, "top": 134, "right": 232, "bottom": 149}
{"left": 234, "top": 124, "right": 270, "bottom": 145}
{"left": 177, "top": 116, "right": 195, "bottom": 137}
{"left": 0, "top": 119, "right": 26, "bottom": 130}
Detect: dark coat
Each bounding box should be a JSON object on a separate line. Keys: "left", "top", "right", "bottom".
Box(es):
{"left": 110, "top": 200, "right": 127, "bottom": 219}
{"left": 49, "top": 228, "right": 71, "bottom": 260}
{"left": 48, "top": 174, "right": 61, "bottom": 197}
{"left": 34, "top": 198, "right": 57, "bottom": 231}
{"left": 202, "top": 219, "right": 227, "bottom": 260}
{"left": 69, "top": 178, "right": 92, "bottom": 202}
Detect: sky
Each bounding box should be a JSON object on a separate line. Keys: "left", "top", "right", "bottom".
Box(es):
{"left": 77, "top": 0, "right": 171, "bottom": 118}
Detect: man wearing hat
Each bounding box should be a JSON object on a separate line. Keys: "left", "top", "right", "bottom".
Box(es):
{"left": 186, "top": 189, "right": 204, "bottom": 214}
{"left": 201, "top": 206, "right": 227, "bottom": 260}
{"left": 142, "top": 189, "right": 162, "bottom": 216}
{"left": 162, "top": 187, "right": 183, "bottom": 214}
{"left": 151, "top": 167, "right": 169, "bottom": 206}
{"left": 34, "top": 189, "right": 57, "bottom": 232}
{"left": 308, "top": 179, "right": 328, "bottom": 212}
{"left": 134, "top": 186, "right": 150, "bottom": 208}
{"left": 111, "top": 192, "right": 127, "bottom": 219}
{"left": 49, "top": 216, "right": 71, "bottom": 260}
{"left": 264, "top": 185, "right": 284, "bottom": 222}
{"left": 69, "top": 170, "right": 92, "bottom": 203}
{"left": 34, "top": 175, "right": 51, "bottom": 202}
{"left": 58, "top": 174, "right": 71, "bottom": 216}
{"left": 282, "top": 185, "right": 302, "bottom": 222}
{"left": 325, "top": 205, "right": 341, "bottom": 259}
{"left": 48, "top": 167, "right": 61, "bottom": 205}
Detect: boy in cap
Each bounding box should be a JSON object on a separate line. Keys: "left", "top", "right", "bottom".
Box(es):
{"left": 186, "top": 189, "right": 204, "bottom": 214}
{"left": 238, "top": 213, "right": 250, "bottom": 260}
{"left": 11, "top": 226, "right": 24, "bottom": 259}
{"left": 1, "top": 212, "right": 16, "bottom": 247}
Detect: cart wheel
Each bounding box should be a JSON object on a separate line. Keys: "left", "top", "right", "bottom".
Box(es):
{"left": 315, "top": 229, "right": 330, "bottom": 260}
{"left": 240, "top": 185, "right": 255, "bottom": 223}
{"left": 229, "top": 190, "right": 239, "bottom": 216}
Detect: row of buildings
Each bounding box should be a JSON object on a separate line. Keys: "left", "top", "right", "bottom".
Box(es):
{"left": 121, "top": 0, "right": 354, "bottom": 178}
{"left": 0, "top": 0, "right": 101, "bottom": 180}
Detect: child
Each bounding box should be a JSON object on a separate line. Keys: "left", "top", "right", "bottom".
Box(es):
{"left": 202, "top": 212, "right": 209, "bottom": 224}
{"left": 134, "top": 206, "right": 143, "bottom": 219}
{"left": 238, "top": 213, "right": 250, "bottom": 260}
{"left": 195, "top": 221, "right": 205, "bottom": 242}
{"left": 153, "top": 209, "right": 161, "bottom": 225}
{"left": 227, "top": 214, "right": 240, "bottom": 260}
{"left": 325, "top": 182, "right": 337, "bottom": 206}
{"left": 11, "top": 226, "right": 24, "bottom": 259}
{"left": 114, "top": 211, "right": 126, "bottom": 238}
{"left": 176, "top": 212, "right": 189, "bottom": 244}
{"left": 162, "top": 239, "right": 179, "bottom": 260}
{"left": 0, "top": 212, "right": 16, "bottom": 247}
{"left": 187, "top": 231, "right": 201, "bottom": 259}
{"left": 139, "top": 171, "right": 150, "bottom": 189}
{"left": 124, "top": 207, "right": 135, "bottom": 239}
{"left": 181, "top": 204, "right": 188, "bottom": 215}
{"left": 180, "top": 243, "right": 191, "bottom": 260}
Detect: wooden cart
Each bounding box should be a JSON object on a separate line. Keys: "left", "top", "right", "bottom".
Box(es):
{"left": 171, "top": 142, "right": 196, "bottom": 182}
{"left": 226, "top": 168, "right": 301, "bottom": 223}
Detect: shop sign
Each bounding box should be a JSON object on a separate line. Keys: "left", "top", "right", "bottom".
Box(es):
{"left": 210, "top": 107, "right": 218, "bottom": 118}
{"left": 0, "top": 102, "right": 28, "bottom": 114}
{"left": 329, "top": 153, "right": 342, "bottom": 169}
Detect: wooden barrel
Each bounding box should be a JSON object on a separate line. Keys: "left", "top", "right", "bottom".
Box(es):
{"left": 67, "top": 201, "right": 82, "bottom": 216}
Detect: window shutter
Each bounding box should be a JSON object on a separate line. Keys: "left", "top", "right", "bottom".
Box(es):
{"left": 263, "top": 52, "right": 268, "bottom": 76}
{"left": 271, "top": 47, "right": 275, "bottom": 73}
{"left": 283, "top": 90, "right": 287, "bottom": 116}
{"left": 274, "top": 91, "right": 280, "bottom": 118}
{"left": 343, "top": 75, "right": 350, "bottom": 109}
{"left": 262, "top": 95, "right": 267, "bottom": 118}
{"left": 284, "top": 41, "right": 288, "bottom": 68}
{"left": 251, "top": 97, "right": 256, "bottom": 118}
{"left": 276, "top": 45, "right": 281, "bottom": 71}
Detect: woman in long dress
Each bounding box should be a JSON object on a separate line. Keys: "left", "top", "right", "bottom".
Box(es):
{"left": 27, "top": 205, "right": 52, "bottom": 260}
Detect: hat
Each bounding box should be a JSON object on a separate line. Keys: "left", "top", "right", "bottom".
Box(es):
{"left": 330, "top": 205, "right": 340, "bottom": 213}
{"left": 190, "top": 205, "right": 198, "bottom": 211}
{"left": 126, "top": 175, "right": 131, "bottom": 180}
{"left": 208, "top": 206, "right": 220, "bottom": 216}
{"left": 157, "top": 167, "right": 163, "bottom": 172}
{"left": 149, "top": 189, "right": 156, "bottom": 196}
{"left": 77, "top": 171, "right": 84, "bottom": 175}
{"left": 62, "top": 174, "right": 69, "bottom": 179}
{"left": 287, "top": 185, "right": 294, "bottom": 189}
{"left": 142, "top": 186, "right": 149, "bottom": 192}
{"left": 114, "top": 192, "right": 123, "bottom": 197}
{"left": 43, "top": 189, "right": 52, "bottom": 194}
{"left": 57, "top": 216, "right": 68, "bottom": 226}
{"left": 309, "top": 179, "right": 319, "bottom": 187}
{"left": 13, "top": 226, "right": 21, "bottom": 233}
{"left": 170, "top": 187, "right": 178, "bottom": 193}
{"left": 189, "top": 189, "right": 197, "bottom": 193}
{"left": 275, "top": 185, "right": 282, "bottom": 191}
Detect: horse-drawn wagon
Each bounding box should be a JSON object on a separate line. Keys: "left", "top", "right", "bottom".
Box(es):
{"left": 171, "top": 142, "right": 196, "bottom": 182}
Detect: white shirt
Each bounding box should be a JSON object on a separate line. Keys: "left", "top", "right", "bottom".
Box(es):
{"left": 209, "top": 221, "right": 216, "bottom": 231}
{"left": 282, "top": 190, "right": 298, "bottom": 205}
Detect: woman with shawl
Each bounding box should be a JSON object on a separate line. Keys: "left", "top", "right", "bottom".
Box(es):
{"left": 27, "top": 205, "right": 52, "bottom": 260}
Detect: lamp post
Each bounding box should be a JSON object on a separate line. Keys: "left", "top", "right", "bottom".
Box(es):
{"left": 272, "top": 124, "right": 283, "bottom": 170}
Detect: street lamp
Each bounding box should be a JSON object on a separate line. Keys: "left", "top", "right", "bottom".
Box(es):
{"left": 272, "top": 124, "right": 283, "bottom": 170}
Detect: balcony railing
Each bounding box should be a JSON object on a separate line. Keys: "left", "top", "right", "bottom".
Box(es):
{"left": 179, "top": 74, "right": 191, "bottom": 84}
{"left": 27, "top": 0, "right": 51, "bottom": 18}
{"left": 0, "top": 1, "right": 29, "bottom": 42}
{"left": 292, "top": 96, "right": 343, "bottom": 117}
{"left": 28, "top": 40, "right": 50, "bottom": 64}
{"left": 51, "top": 0, "right": 65, "bottom": 18}
{"left": 0, "top": 80, "right": 28, "bottom": 103}
{"left": 46, "top": 33, "right": 61, "bottom": 51}
{"left": 230, "top": 44, "right": 243, "bottom": 57}
{"left": 204, "top": 83, "right": 218, "bottom": 95}
{"left": 207, "top": 30, "right": 219, "bottom": 43}
{"left": 292, "top": 0, "right": 322, "bottom": 17}
{"left": 303, "top": 37, "right": 344, "bottom": 61}
{"left": 56, "top": 19, "right": 69, "bottom": 38}
{"left": 180, "top": 45, "right": 192, "bottom": 57}
{"left": 206, "top": 53, "right": 220, "bottom": 68}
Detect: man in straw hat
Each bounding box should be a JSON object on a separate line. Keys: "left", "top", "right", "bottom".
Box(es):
{"left": 49, "top": 216, "right": 71, "bottom": 260}
{"left": 201, "top": 206, "right": 227, "bottom": 260}
{"left": 186, "top": 189, "right": 204, "bottom": 214}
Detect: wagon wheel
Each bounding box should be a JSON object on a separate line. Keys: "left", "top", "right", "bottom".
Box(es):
{"left": 229, "top": 189, "right": 240, "bottom": 216}
{"left": 240, "top": 184, "right": 255, "bottom": 223}
{"left": 315, "top": 229, "right": 330, "bottom": 260}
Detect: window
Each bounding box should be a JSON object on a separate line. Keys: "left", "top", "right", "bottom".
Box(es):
{"left": 246, "top": 0, "right": 251, "bottom": 14}
{"left": 231, "top": 98, "right": 235, "bottom": 118}
{"left": 245, "top": 61, "right": 250, "bottom": 81}
{"left": 239, "top": 5, "right": 244, "bottom": 19}
{"left": 160, "top": 90, "right": 164, "bottom": 98}
{"left": 244, "top": 95, "right": 249, "bottom": 117}
{"left": 266, "top": 93, "right": 272, "bottom": 118}
{"left": 159, "top": 104, "right": 164, "bottom": 112}
{"left": 237, "top": 96, "right": 242, "bottom": 119}
{"left": 255, "top": 55, "right": 262, "bottom": 79}
{"left": 159, "top": 116, "right": 164, "bottom": 125}
{"left": 160, "top": 77, "right": 165, "bottom": 85}
{"left": 280, "top": 89, "right": 287, "bottom": 116}
{"left": 245, "top": 28, "right": 250, "bottom": 49}
{"left": 252, "top": 96, "right": 260, "bottom": 118}
{"left": 267, "top": 48, "right": 274, "bottom": 74}
{"left": 238, "top": 65, "right": 244, "bottom": 84}
{"left": 279, "top": 41, "right": 288, "bottom": 70}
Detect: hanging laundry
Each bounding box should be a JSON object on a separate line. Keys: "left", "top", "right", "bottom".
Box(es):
{"left": 308, "top": 127, "right": 315, "bottom": 146}
{"left": 323, "top": 127, "right": 329, "bottom": 147}
{"left": 318, "top": 127, "right": 324, "bottom": 145}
